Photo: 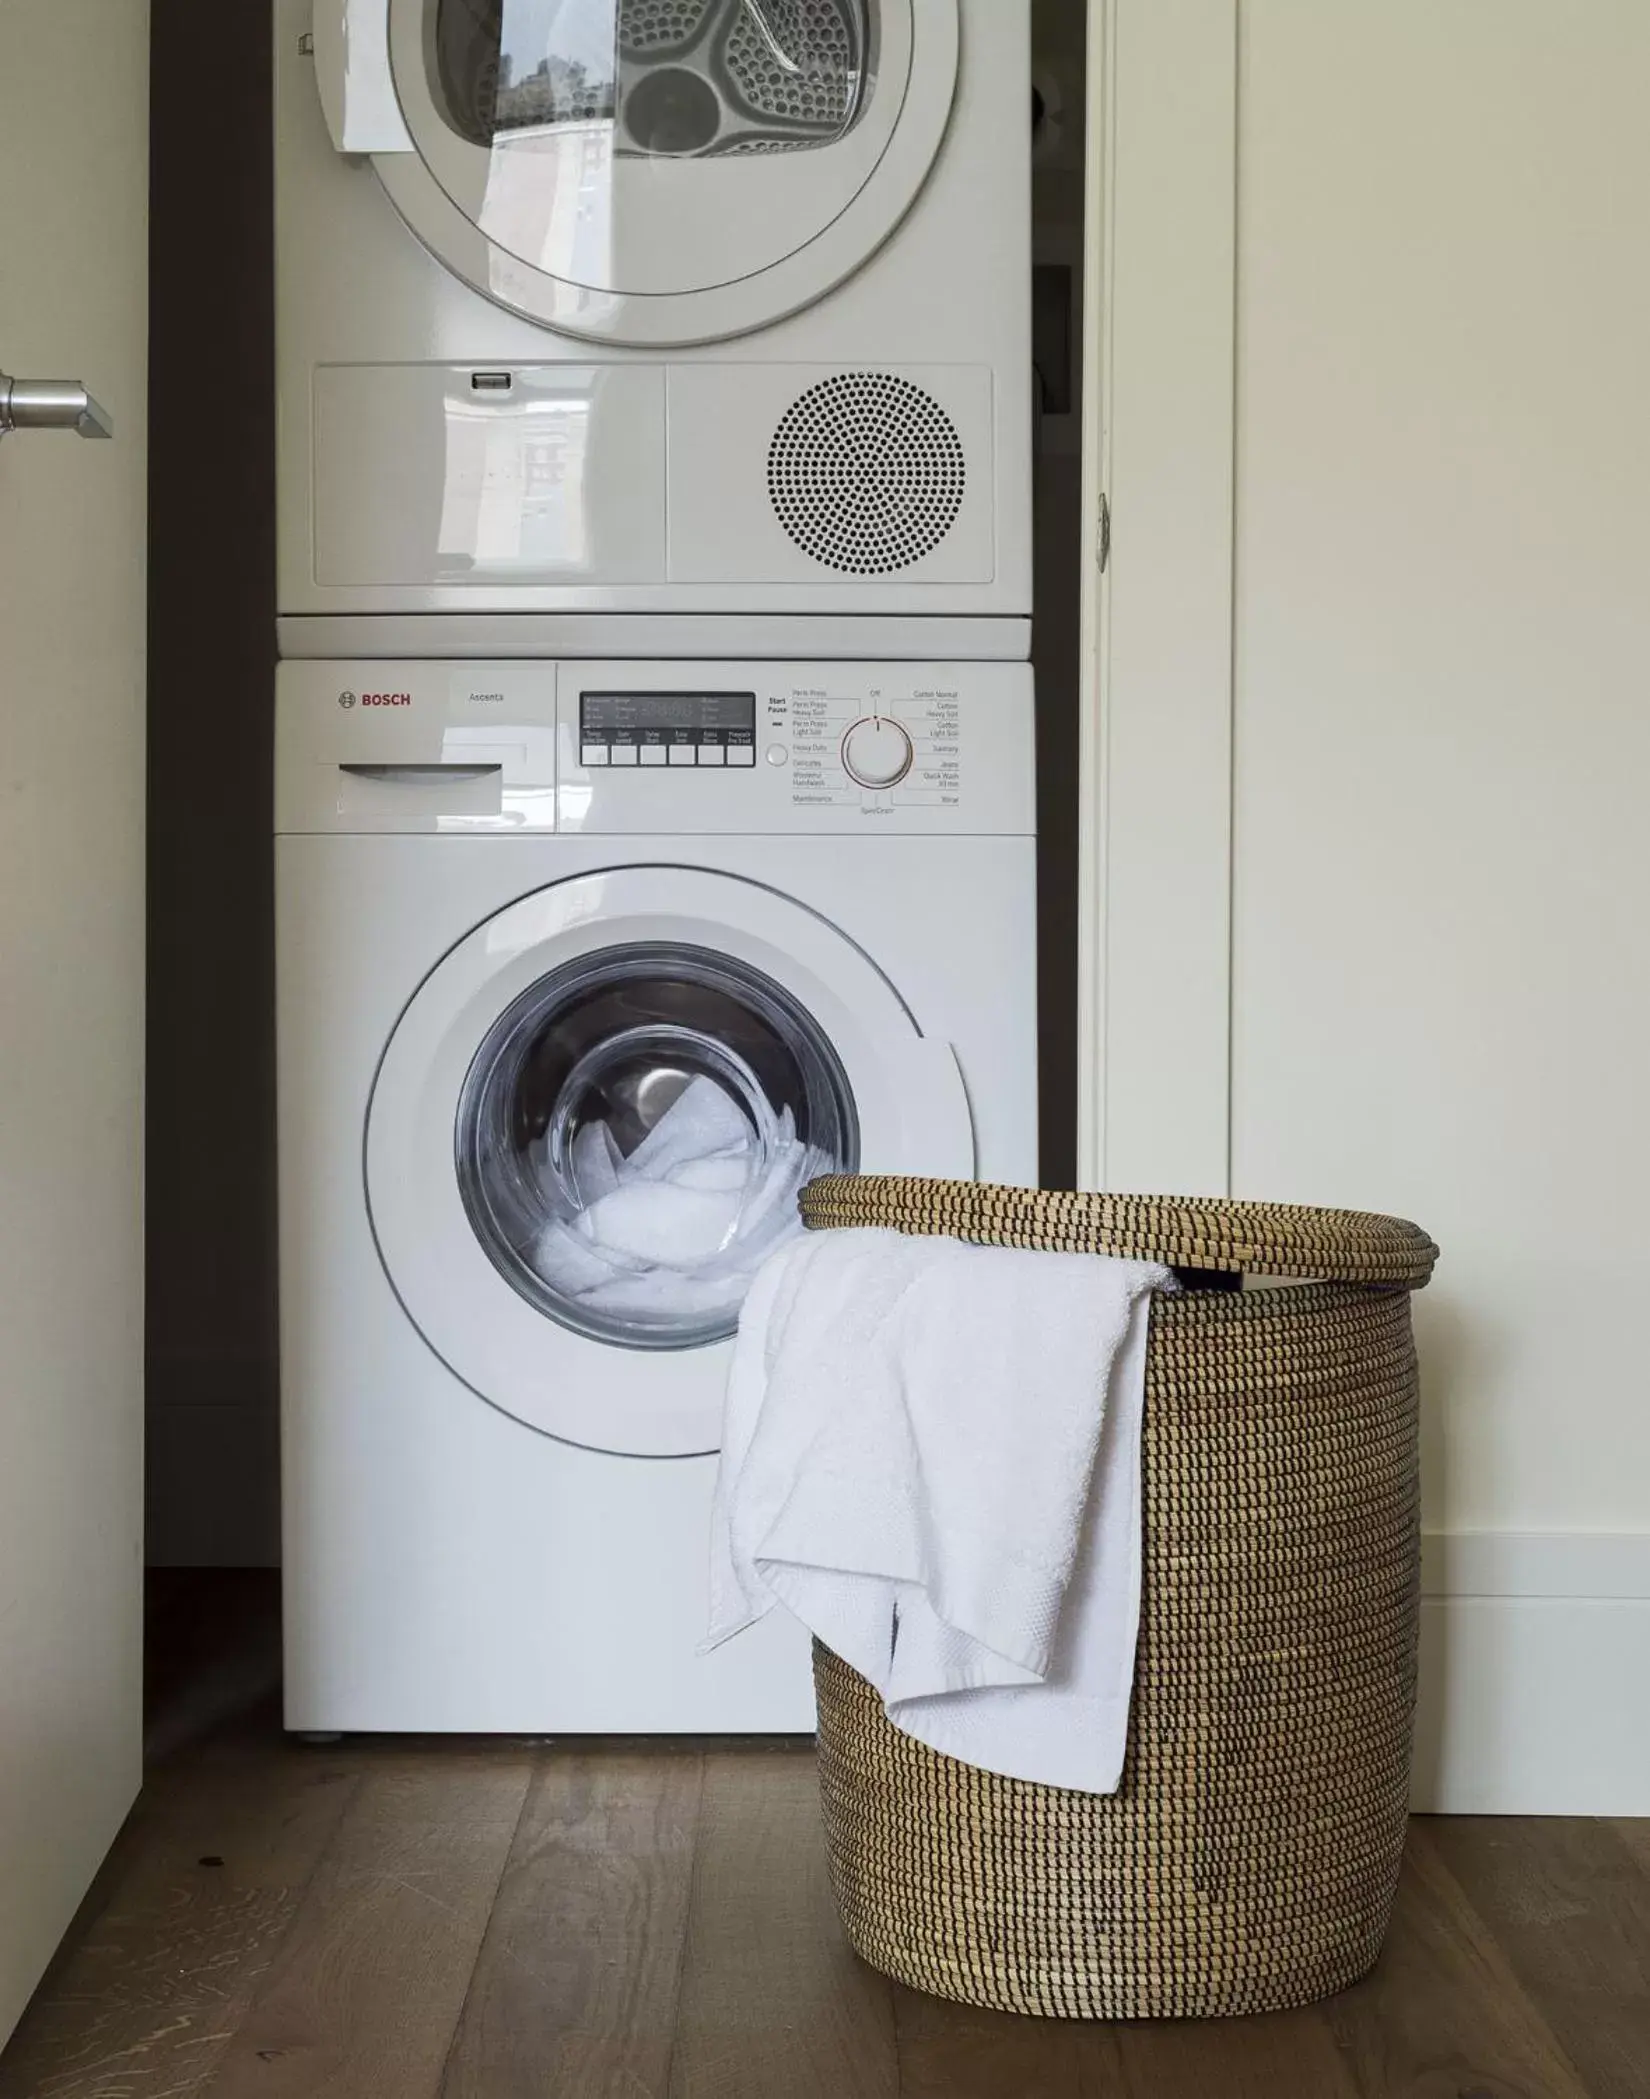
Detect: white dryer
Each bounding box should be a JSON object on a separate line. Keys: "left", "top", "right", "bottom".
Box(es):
{"left": 275, "top": 0, "right": 1032, "bottom": 649}
{"left": 277, "top": 657, "right": 1037, "bottom": 1732}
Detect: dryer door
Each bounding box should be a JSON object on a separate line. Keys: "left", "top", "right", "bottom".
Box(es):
{"left": 366, "top": 865, "right": 974, "bottom": 1455}
{"left": 359, "top": 0, "right": 958, "bottom": 346}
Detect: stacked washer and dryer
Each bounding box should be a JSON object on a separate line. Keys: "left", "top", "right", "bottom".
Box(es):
{"left": 275, "top": 0, "right": 1037, "bottom": 1732}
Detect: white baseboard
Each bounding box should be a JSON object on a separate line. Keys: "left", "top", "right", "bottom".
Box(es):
{"left": 1413, "top": 1532, "right": 1650, "bottom": 1814}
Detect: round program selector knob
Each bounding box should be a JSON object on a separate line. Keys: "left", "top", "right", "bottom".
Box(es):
{"left": 841, "top": 715, "right": 915, "bottom": 790}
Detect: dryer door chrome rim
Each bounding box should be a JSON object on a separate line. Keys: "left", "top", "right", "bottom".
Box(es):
{"left": 376, "top": 0, "right": 959, "bottom": 346}
{"left": 365, "top": 865, "right": 975, "bottom": 1457}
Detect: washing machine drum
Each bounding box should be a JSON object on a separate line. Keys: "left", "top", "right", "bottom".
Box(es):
{"left": 456, "top": 942, "right": 860, "bottom": 1355}
{"left": 365, "top": 867, "right": 973, "bottom": 1454}
{"left": 370, "top": 0, "right": 960, "bottom": 345}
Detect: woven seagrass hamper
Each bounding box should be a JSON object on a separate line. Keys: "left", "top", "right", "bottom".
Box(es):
{"left": 797, "top": 1176, "right": 1438, "bottom": 2022}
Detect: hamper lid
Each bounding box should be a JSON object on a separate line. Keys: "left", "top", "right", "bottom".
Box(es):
{"left": 798, "top": 1176, "right": 1438, "bottom": 1289}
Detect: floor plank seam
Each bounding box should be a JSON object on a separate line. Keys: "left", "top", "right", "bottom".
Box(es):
{"left": 190, "top": 1759, "right": 370, "bottom": 2099}
{"left": 1414, "top": 1825, "right": 1601, "bottom": 2094}
{"left": 431, "top": 1746, "right": 546, "bottom": 2099}
{"left": 660, "top": 1752, "right": 710, "bottom": 2099}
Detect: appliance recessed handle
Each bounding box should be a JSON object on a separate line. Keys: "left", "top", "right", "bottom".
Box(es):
{"left": 339, "top": 762, "right": 504, "bottom": 784}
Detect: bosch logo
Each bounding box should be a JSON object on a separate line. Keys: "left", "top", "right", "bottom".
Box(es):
{"left": 361, "top": 692, "right": 413, "bottom": 708}
{"left": 337, "top": 690, "right": 357, "bottom": 709}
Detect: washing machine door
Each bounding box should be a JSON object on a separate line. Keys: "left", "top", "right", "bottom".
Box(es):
{"left": 366, "top": 866, "right": 974, "bottom": 1455}
{"left": 364, "top": 0, "right": 959, "bottom": 346}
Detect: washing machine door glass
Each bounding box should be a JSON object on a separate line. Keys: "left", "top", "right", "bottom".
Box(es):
{"left": 379, "top": 0, "right": 959, "bottom": 345}
{"left": 365, "top": 866, "right": 975, "bottom": 1455}
{"left": 454, "top": 941, "right": 858, "bottom": 1351}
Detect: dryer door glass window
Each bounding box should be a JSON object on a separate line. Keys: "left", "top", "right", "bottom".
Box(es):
{"left": 432, "top": 0, "right": 869, "bottom": 156}
{"left": 398, "top": 0, "right": 901, "bottom": 300}
{"left": 454, "top": 941, "right": 858, "bottom": 1350}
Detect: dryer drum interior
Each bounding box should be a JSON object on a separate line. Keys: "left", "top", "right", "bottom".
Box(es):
{"left": 430, "top": 0, "right": 873, "bottom": 159}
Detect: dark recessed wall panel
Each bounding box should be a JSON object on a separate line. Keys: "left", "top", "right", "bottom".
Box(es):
{"left": 146, "top": 0, "right": 279, "bottom": 1564}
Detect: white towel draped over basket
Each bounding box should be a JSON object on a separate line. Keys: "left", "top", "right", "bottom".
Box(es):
{"left": 706, "top": 1227, "right": 1171, "bottom": 1794}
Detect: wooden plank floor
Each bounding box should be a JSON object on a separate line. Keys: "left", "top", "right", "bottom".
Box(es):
{"left": 2, "top": 1578, "right": 1646, "bottom": 2098}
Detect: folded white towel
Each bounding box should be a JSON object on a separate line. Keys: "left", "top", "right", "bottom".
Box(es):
{"left": 704, "top": 1227, "right": 1171, "bottom": 1793}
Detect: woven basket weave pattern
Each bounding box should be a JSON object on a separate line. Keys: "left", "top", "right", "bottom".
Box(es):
{"left": 801, "top": 1177, "right": 1430, "bottom": 2021}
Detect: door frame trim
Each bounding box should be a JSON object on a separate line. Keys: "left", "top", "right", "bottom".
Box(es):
{"left": 1077, "top": 0, "right": 1238, "bottom": 1197}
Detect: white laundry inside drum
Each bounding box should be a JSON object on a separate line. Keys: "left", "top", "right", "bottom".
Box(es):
{"left": 533, "top": 1063, "right": 834, "bottom": 1321}
{"left": 455, "top": 946, "right": 857, "bottom": 1351}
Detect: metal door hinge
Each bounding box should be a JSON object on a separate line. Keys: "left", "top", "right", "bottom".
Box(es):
{"left": 1097, "top": 492, "right": 1111, "bottom": 573}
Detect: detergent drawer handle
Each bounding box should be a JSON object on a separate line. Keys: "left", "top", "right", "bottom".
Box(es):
{"left": 338, "top": 763, "right": 503, "bottom": 785}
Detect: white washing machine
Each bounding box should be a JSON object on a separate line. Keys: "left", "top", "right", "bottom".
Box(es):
{"left": 276, "top": 657, "right": 1037, "bottom": 1731}
{"left": 275, "top": 0, "right": 1032, "bottom": 653}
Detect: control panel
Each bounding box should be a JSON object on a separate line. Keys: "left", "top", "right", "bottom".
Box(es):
{"left": 275, "top": 660, "right": 1034, "bottom": 838}
{"left": 776, "top": 682, "right": 962, "bottom": 811}
{"left": 555, "top": 664, "right": 1026, "bottom": 834}
{"left": 569, "top": 675, "right": 968, "bottom": 813}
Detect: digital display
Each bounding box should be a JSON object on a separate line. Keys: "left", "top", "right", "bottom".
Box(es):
{"left": 581, "top": 691, "right": 756, "bottom": 737}
{"left": 578, "top": 692, "right": 759, "bottom": 772}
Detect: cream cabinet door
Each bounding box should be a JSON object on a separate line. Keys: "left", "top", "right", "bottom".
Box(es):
{"left": 1082, "top": 0, "right": 1650, "bottom": 1810}
{"left": 0, "top": 0, "right": 149, "bottom": 2043}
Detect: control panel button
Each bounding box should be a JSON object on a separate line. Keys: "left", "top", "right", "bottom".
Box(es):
{"left": 727, "top": 743, "right": 757, "bottom": 769}
{"left": 581, "top": 743, "right": 609, "bottom": 768}
{"left": 668, "top": 743, "right": 697, "bottom": 766}
{"left": 766, "top": 744, "right": 789, "bottom": 767}
{"left": 699, "top": 745, "right": 726, "bottom": 768}
{"left": 610, "top": 742, "right": 638, "bottom": 767}
{"left": 842, "top": 715, "right": 915, "bottom": 790}
{"left": 639, "top": 744, "right": 668, "bottom": 768}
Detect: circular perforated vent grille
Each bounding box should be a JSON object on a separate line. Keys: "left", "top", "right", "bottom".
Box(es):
{"left": 767, "top": 375, "right": 967, "bottom": 575}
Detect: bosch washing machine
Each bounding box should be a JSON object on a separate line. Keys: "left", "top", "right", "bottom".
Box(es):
{"left": 277, "top": 660, "right": 1038, "bottom": 1731}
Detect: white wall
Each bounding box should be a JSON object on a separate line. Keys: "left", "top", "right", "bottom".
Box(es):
{"left": 1231, "top": 0, "right": 1650, "bottom": 1540}
{"left": 1234, "top": 0, "right": 1650, "bottom": 1813}
{"left": 1088, "top": 0, "right": 1650, "bottom": 1808}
